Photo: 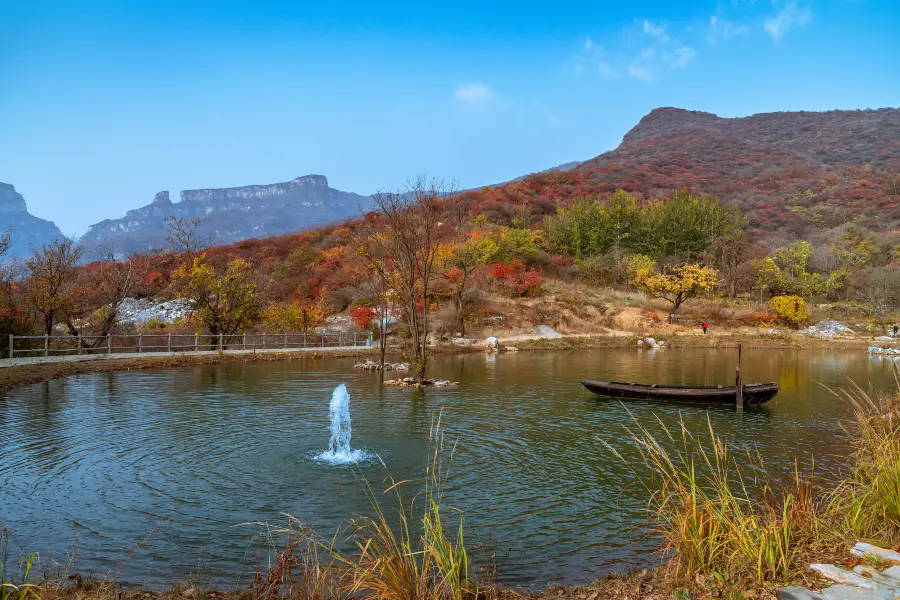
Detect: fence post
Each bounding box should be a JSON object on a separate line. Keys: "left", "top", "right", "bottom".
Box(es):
{"left": 284, "top": 333, "right": 288, "bottom": 349}
{"left": 138, "top": 333, "right": 143, "bottom": 353}
{"left": 107, "top": 335, "right": 112, "bottom": 355}
{"left": 194, "top": 332, "right": 199, "bottom": 352}
{"left": 8, "top": 334, "right": 13, "bottom": 358}
{"left": 167, "top": 333, "right": 172, "bottom": 352}
{"left": 77, "top": 334, "right": 83, "bottom": 355}
{"left": 44, "top": 334, "right": 49, "bottom": 357}
{"left": 242, "top": 332, "right": 247, "bottom": 351}
{"left": 367, "top": 332, "right": 373, "bottom": 348}
{"left": 262, "top": 332, "right": 266, "bottom": 350}
{"left": 219, "top": 333, "right": 223, "bottom": 350}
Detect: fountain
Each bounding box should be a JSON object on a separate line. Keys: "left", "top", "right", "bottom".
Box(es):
{"left": 314, "top": 384, "right": 368, "bottom": 464}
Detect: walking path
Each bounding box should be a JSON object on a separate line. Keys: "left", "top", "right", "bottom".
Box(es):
{"left": 0, "top": 346, "right": 369, "bottom": 368}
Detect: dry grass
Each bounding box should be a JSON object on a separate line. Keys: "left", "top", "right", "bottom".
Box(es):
{"left": 830, "top": 382, "right": 900, "bottom": 545}
{"left": 340, "top": 413, "right": 474, "bottom": 600}
{"left": 600, "top": 377, "right": 900, "bottom": 591}
{"left": 602, "top": 412, "right": 835, "bottom": 585}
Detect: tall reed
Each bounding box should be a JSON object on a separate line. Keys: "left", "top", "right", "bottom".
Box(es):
{"left": 831, "top": 382, "right": 900, "bottom": 544}
{"left": 602, "top": 412, "right": 829, "bottom": 584}
{"left": 340, "top": 412, "right": 473, "bottom": 600}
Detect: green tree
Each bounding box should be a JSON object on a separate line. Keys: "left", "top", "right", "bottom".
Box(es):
{"left": 638, "top": 190, "right": 742, "bottom": 262}
{"left": 543, "top": 191, "right": 641, "bottom": 259}
{"left": 755, "top": 241, "right": 842, "bottom": 299}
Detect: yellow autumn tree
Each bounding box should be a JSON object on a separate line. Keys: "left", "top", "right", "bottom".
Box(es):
{"left": 172, "top": 255, "right": 263, "bottom": 338}
{"left": 634, "top": 263, "right": 719, "bottom": 315}
{"left": 770, "top": 295, "right": 810, "bottom": 328}
{"left": 262, "top": 300, "right": 324, "bottom": 333}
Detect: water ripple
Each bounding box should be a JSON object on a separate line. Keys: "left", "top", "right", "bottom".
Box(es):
{"left": 0, "top": 348, "right": 878, "bottom": 587}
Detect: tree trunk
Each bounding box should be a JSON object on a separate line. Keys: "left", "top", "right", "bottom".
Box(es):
{"left": 456, "top": 285, "right": 465, "bottom": 336}
{"left": 418, "top": 282, "right": 429, "bottom": 384}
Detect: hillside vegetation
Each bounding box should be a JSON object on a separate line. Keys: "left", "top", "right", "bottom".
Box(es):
{"left": 1, "top": 107, "right": 899, "bottom": 369}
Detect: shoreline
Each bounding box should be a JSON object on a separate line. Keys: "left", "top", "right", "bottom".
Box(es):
{"left": 0, "top": 332, "right": 882, "bottom": 396}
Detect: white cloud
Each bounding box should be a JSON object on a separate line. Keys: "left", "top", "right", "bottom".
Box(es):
{"left": 666, "top": 45, "right": 696, "bottom": 68}
{"left": 598, "top": 62, "right": 620, "bottom": 77}
{"left": 453, "top": 83, "right": 494, "bottom": 104}
{"left": 764, "top": 1, "right": 811, "bottom": 41}
{"left": 642, "top": 20, "right": 671, "bottom": 41}
{"left": 576, "top": 17, "right": 701, "bottom": 85}
{"left": 707, "top": 15, "right": 750, "bottom": 44}
{"left": 628, "top": 65, "right": 653, "bottom": 84}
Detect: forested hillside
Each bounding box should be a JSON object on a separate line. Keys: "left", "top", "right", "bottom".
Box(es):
{"left": 3, "top": 107, "right": 900, "bottom": 360}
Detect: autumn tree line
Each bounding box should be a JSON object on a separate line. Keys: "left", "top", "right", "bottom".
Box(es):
{"left": 1, "top": 180, "right": 899, "bottom": 379}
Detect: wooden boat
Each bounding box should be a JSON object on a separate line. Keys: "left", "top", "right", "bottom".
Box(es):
{"left": 581, "top": 379, "right": 779, "bottom": 405}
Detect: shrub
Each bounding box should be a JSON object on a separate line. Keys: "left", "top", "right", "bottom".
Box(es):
{"left": 349, "top": 306, "right": 376, "bottom": 329}
{"left": 487, "top": 261, "right": 543, "bottom": 297}
{"left": 749, "top": 311, "right": 779, "bottom": 327}
{"left": 142, "top": 316, "right": 168, "bottom": 330}
{"left": 770, "top": 295, "right": 810, "bottom": 328}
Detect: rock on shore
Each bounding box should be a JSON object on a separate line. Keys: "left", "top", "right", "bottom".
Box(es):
{"left": 384, "top": 377, "right": 459, "bottom": 388}
{"left": 353, "top": 359, "right": 410, "bottom": 371}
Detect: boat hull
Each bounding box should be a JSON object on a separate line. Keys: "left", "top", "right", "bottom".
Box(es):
{"left": 580, "top": 379, "right": 779, "bottom": 406}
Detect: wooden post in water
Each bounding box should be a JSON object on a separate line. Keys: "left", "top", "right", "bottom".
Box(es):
{"left": 736, "top": 342, "right": 744, "bottom": 410}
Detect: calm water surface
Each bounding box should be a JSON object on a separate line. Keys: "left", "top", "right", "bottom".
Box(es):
{"left": 1, "top": 348, "right": 896, "bottom": 587}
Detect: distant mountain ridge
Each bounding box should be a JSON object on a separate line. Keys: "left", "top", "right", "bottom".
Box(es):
{"left": 569, "top": 106, "right": 900, "bottom": 247}
{"left": 80, "top": 175, "right": 373, "bottom": 256}
{"left": 0, "top": 183, "right": 65, "bottom": 259}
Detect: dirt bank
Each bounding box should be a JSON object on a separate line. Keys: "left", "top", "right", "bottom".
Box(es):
{"left": 0, "top": 347, "right": 378, "bottom": 395}
{"left": 514, "top": 331, "right": 875, "bottom": 351}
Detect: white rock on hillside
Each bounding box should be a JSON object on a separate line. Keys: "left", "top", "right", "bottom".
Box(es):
{"left": 117, "top": 298, "right": 193, "bottom": 325}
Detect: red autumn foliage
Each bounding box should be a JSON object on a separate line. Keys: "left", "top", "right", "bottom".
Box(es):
{"left": 349, "top": 306, "right": 376, "bottom": 328}
{"left": 488, "top": 261, "right": 544, "bottom": 297}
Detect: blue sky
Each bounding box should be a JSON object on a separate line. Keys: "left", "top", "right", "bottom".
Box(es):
{"left": 2, "top": 0, "right": 898, "bottom": 236}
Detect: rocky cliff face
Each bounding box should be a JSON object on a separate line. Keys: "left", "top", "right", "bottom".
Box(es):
{"left": 0, "top": 183, "right": 65, "bottom": 259}
{"left": 81, "top": 175, "right": 373, "bottom": 255}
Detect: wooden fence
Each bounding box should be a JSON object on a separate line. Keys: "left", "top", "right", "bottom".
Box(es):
{"left": 7, "top": 332, "right": 373, "bottom": 359}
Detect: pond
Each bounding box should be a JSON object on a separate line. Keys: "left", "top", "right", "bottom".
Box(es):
{"left": 1, "top": 348, "right": 896, "bottom": 588}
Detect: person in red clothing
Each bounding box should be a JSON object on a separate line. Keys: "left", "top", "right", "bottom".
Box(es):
{"left": 702, "top": 321, "right": 708, "bottom": 335}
